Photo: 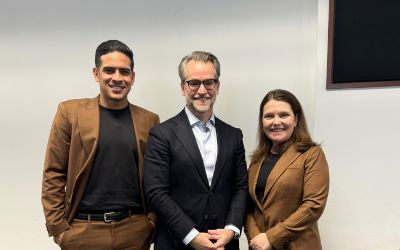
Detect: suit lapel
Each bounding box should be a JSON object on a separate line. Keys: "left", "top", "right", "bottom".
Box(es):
{"left": 77, "top": 97, "right": 99, "bottom": 157}
{"left": 172, "top": 110, "right": 209, "bottom": 188}
{"left": 129, "top": 104, "right": 147, "bottom": 211}
{"left": 248, "top": 160, "right": 265, "bottom": 211}
{"left": 129, "top": 104, "right": 142, "bottom": 170}
{"left": 210, "top": 118, "right": 226, "bottom": 190}
{"left": 262, "top": 145, "right": 301, "bottom": 203}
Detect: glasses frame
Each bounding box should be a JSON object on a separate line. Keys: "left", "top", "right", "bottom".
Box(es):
{"left": 185, "top": 79, "right": 219, "bottom": 91}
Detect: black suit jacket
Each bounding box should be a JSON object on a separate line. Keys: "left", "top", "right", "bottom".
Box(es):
{"left": 144, "top": 110, "right": 247, "bottom": 250}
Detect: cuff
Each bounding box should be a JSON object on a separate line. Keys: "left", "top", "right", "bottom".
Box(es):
{"left": 46, "top": 220, "right": 69, "bottom": 237}
{"left": 225, "top": 224, "right": 240, "bottom": 239}
{"left": 183, "top": 228, "right": 200, "bottom": 245}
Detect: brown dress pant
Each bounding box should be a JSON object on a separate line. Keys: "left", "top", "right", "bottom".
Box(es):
{"left": 59, "top": 214, "right": 154, "bottom": 250}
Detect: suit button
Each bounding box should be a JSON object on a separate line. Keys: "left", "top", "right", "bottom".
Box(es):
{"left": 210, "top": 192, "right": 214, "bottom": 197}
{"left": 204, "top": 214, "right": 208, "bottom": 220}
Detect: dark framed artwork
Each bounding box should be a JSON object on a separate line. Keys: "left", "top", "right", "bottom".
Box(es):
{"left": 327, "top": 0, "right": 400, "bottom": 89}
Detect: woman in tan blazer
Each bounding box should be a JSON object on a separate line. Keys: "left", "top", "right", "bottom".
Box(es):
{"left": 244, "top": 89, "right": 329, "bottom": 250}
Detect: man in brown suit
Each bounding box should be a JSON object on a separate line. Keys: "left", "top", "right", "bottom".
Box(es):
{"left": 41, "top": 40, "right": 159, "bottom": 249}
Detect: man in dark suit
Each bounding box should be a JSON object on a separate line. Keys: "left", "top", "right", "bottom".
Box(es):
{"left": 144, "top": 51, "right": 248, "bottom": 250}
{"left": 41, "top": 40, "right": 159, "bottom": 249}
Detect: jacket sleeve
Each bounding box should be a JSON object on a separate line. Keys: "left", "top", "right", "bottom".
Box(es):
{"left": 266, "top": 146, "right": 329, "bottom": 248}
{"left": 144, "top": 126, "right": 196, "bottom": 241}
{"left": 145, "top": 115, "right": 160, "bottom": 225}
{"left": 244, "top": 198, "right": 262, "bottom": 241}
{"left": 41, "top": 103, "right": 70, "bottom": 236}
{"left": 244, "top": 159, "right": 262, "bottom": 241}
{"left": 224, "top": 129, "right": 248, "bottom": 232}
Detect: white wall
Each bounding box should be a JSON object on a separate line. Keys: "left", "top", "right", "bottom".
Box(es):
{"left": 315, "top": 0, "right": 400, "bottom": 249}
{"left": 0, "top": 1, "right": 317, "bottom": 249}
{"left": 3, "top": 0, "right": 398, "bottom": 249}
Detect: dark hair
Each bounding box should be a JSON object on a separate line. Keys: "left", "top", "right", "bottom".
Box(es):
{"left": 95, "top": 40, "right": 134, "bottom": 70}
{"left": 251, "top": 89, "right": 317, "bottom": 163}
{"left": 178, "top": 51, "right": 220, "bottom": 83}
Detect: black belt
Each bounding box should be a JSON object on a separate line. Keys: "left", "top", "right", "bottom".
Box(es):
{"left": 75, "top": 208, "right": 143, "bottom": 222}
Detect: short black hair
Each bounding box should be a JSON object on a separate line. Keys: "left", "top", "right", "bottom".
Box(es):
{"left": 95, "top": 40, "right": 134, "bottom": 70}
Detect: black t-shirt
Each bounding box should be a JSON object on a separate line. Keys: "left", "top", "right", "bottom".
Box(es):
{"left": 78, "top": 105, "right": 142, "bottom": 212}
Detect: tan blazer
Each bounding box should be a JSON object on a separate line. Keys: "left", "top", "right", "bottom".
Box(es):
{"left": 41, "top": 97, "right": 159, "bottom": 236}
{"left": 244, "top": 145, "right": 329, "bottom": 250}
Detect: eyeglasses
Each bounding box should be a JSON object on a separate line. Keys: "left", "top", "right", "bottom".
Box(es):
{"left": 185, "top": 79, "right": 219, "bottom": 91}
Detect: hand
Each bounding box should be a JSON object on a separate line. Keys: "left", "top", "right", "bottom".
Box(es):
{"left": 190, "top": 232, "right": 224, "bottom": 250}
{"left": 249, "top": 233, "right": 272, "bottom": 250}
{"left": 53, "top": 231, "right": 65, "bottom": 245}
{"left": 208, "top": 228, "right": 234, "bottom": 248}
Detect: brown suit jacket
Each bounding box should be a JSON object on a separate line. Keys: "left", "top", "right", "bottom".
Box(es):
{"left": 244, "top": 145, "right": 329, "bottom": 250}
{"left": 41, "top": 97, "right": 159, "bottom": 236}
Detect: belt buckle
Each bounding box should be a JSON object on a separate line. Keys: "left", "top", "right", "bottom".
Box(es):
{"left": 104, "top": 212, "right": 117, "bottom": 223}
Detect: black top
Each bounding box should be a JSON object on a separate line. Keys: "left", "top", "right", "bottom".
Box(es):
{"left": 255, "top": 154, "right": 280, "bottom": 202}
{"left": 78, "top": 105, "right": 142, "bottom": 212}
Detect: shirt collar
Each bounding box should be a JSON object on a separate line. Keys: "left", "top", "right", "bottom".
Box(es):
{"left": 184, "top": 106, "right": 215, "bottom": 127}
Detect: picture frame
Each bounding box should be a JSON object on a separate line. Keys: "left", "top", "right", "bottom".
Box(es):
{"left": 326, "top": 0, "right": 400, "bottom": 89}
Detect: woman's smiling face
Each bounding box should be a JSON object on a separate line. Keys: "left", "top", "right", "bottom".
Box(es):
{"left": 262, "top": 99, "right": 297, "bottom": 149}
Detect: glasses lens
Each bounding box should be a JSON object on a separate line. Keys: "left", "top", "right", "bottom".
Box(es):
{"left": 203, "top": 79, "right": 217, "bottom": 90}
{"left": 187, "top": 80, "right": 201, "bottom": 90}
